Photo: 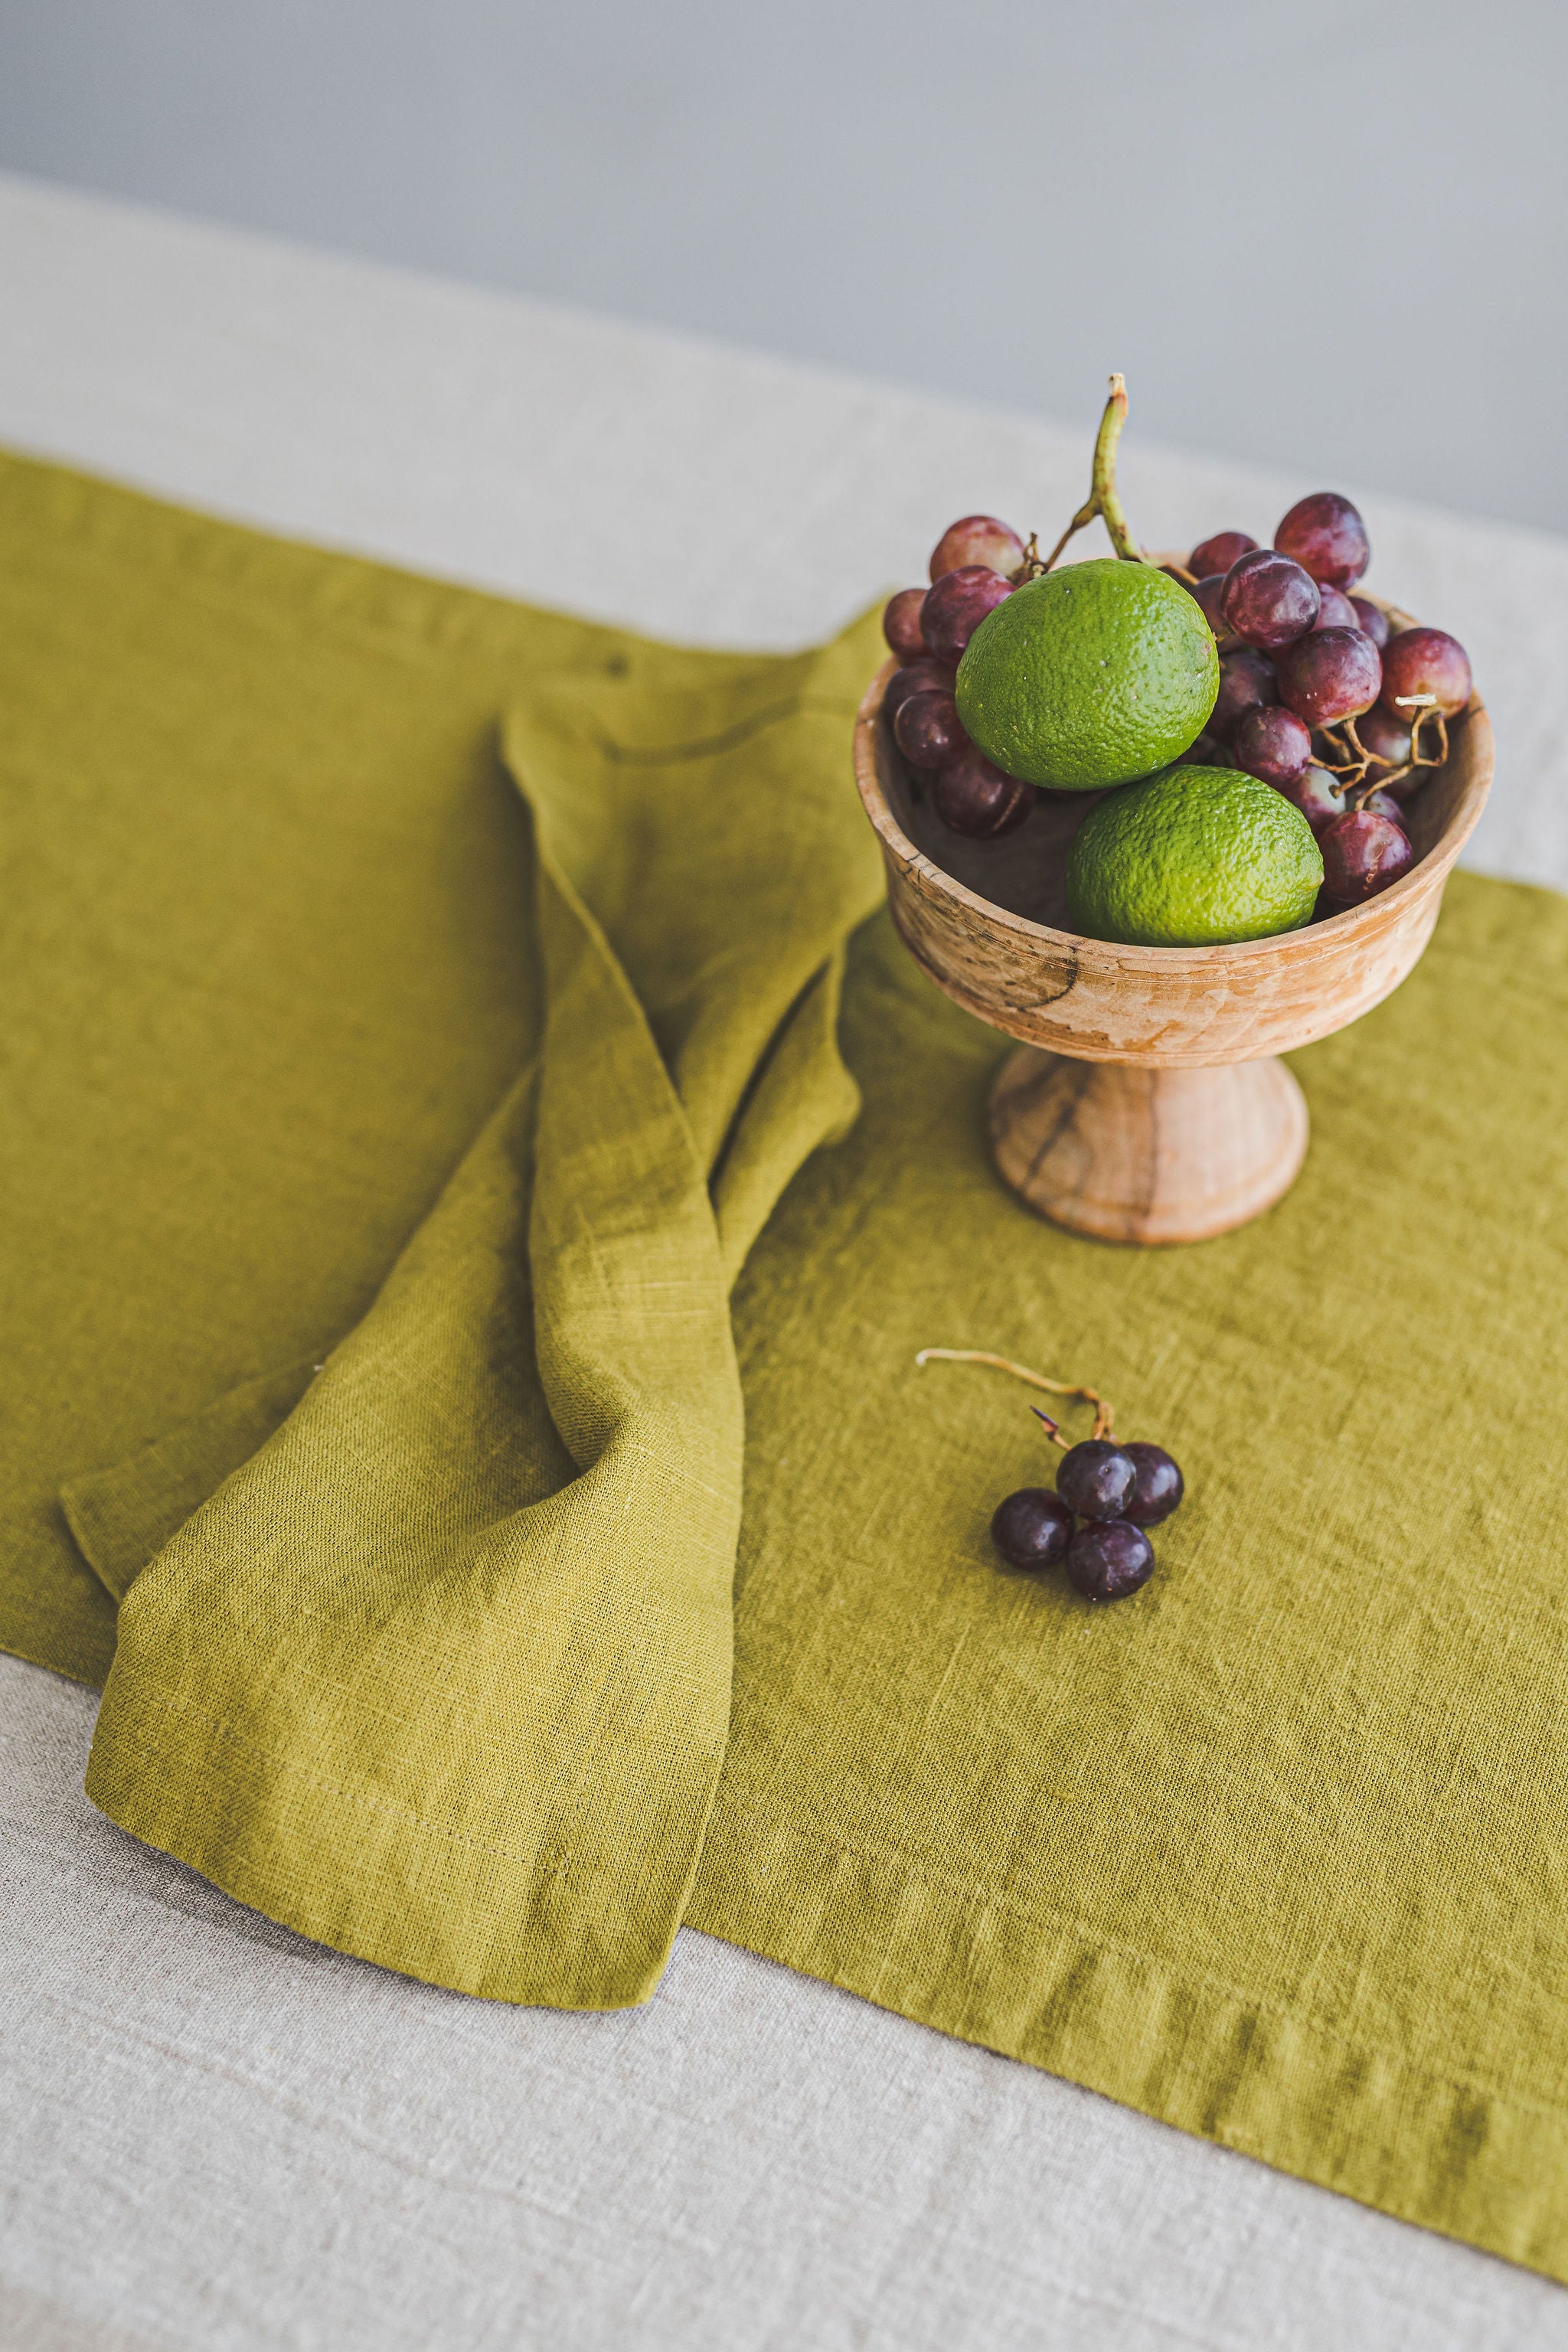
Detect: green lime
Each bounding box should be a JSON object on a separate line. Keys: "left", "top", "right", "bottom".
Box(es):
{"left": 956, "top": 560, "right": 1219, "bottom": 791}
{"left": 1065, "top": 766, "right": 1323, "bottom": 947}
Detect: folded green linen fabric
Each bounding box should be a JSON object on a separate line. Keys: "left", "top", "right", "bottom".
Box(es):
{"left": 1, "top": 449, "right": 883, "bottom": 2000}
{"left": 9, "top": 452, "right": 1568, "bottom": 2278}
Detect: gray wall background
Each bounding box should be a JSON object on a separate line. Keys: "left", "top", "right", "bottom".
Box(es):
{"left": 0, "top": 0, "right": 1561, "bottom": 532}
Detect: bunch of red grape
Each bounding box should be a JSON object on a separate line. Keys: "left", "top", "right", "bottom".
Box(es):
{"left": 991, "top": 1434, "right": 1184, "bottom": 1602}
{"left": 881, "top": 492, "right": 1475, "bottom": 914}
{"left": 881, "top": 515, "right": 1038, "bottom": 839}
{"left": 1171, "top": 494, "right": 1473, "bottom": 908}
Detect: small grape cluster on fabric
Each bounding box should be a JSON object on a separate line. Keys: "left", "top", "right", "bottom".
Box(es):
{"left": 882, "top": 492, "right": 1472, "bottom": 913}
{"left": 917, "top": 1350, "right": 1184, "bottom": 1606}
{"left": 992, "top": 1434, "right": 1184, "bottom": 1604}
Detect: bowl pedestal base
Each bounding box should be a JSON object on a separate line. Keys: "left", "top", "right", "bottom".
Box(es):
{"left": 988, "top": 1047, "right": 1309, "bottom": 1246}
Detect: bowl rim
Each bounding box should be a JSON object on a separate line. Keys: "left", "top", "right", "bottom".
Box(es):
{"left": 854, "top": 580, "right": 1494, "bottom": 970}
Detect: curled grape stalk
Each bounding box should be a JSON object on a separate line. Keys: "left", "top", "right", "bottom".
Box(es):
{"left": 914, "top": 1347, "right": 1116, "bottom": 1442}
{"left": 1318, "top": 695, "right": 1450, "bottom": 807}
{"left": 1039, "top": 374, "right": 1147, "bottom": 573}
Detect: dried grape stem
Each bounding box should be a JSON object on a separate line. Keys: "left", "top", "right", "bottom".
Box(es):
{"left": 1315, "top": 723, "right": 1370, "bottom": 787}
{"left": 1040, "top": 374, "right": 1146, "bottom": 573}
{"left": 1406, "top": 704, "right": 1449, "bottom": 766}
{"left": 1331, "top": 701, "right": 1449, "bottom": 807}
{"left": 914, "top": 1348, "right": 1116, "bottom": 1439}
{"left": 1011, "top": 531, "right": 1048, "bottom": 585}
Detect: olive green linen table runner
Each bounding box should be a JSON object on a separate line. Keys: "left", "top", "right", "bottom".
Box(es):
{"left": 7, "top": 453, "right": 1568, "bottom": 2282}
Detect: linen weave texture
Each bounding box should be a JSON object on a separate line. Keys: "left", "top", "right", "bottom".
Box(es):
{"left": 4, "top": 454, "right": 1568, "bottom": 2278}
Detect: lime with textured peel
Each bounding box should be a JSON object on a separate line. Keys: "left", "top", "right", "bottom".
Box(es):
{"left": 1065, "top": 765, "right": 1323, "bottom": 946}
{"left": 956, "top": 560, "right": 1219, "bottom": 791}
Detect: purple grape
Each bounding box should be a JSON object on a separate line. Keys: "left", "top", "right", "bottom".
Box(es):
{"left": 991, "top": 1487, "right": 1073, "bottom": 1573}
{"left": 921, "top": 565, "right": 1013, "bottom": 663}
{"left": 1121, "top": 1442, "right": 1184, "bottom": 1527}
{"left": 1321, "top": 809, "right": 1413, "bottom": 905}
{"left": 1210, "top": 646, "right": 1279, "bottom": 740}
{"left": 1356, "top": 704, "right": 1413, "bottom": 767}
{"left": 1274, "top": 492, "right": 1370, "bottom": 589}
{"left": 1220, "top": 549, "right": 1321, "bottom": 651}
{"left": 885, "top": 660, "right": 956, "bottom": 723}
{"left": 1188, "top": 573, "right": 1234, "bottom": 642}
{"left": 929, "top": 514, "right": 1026, "bottom": 583}
{"left": 1311, "top": 583, "right": 1359, "bottom": 632}
{"left": 1190, "top": 529, "right": 1258, "bottom": 579}
{"left": 1379, "top": 626, "right": 1472, "bottom": 717}
{"left": 893, "top": 689, "right": 966, "bottom": 769}
{"left": 1056, "top": 1439, "right": 1136, "bottom": 1521}
{"left": 1361, "top": 787, "right": 1407, "bottom": 828}
{"left": 1066, "top": 1520, "right": 1155, "bottom": 1602}
{"left": 1357, "top": 707, "right": 1426, "bottom": 802}
{"left": 883, "top": 588, "right": 929, "bottom": 662}
{"left": 933, "top": 744, "right": 1034, "bottom": 838}
{"left": 1278, "top": 765, "right": 1346, "bottom": 836}
{"left": 1232, "top": 704, "right": 1312, "bottom": 787}
{"left": 1351, "top": 596, "right": 1391, "bottom": 648}
{"left": 1276, "top": 628, "right": 1383, "bottom": 727}
{"left": 1181, "top": 730, "right": 1233, "bottom": 767}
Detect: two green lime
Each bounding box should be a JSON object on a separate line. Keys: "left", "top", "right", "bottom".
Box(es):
{"left": 954, "top": 559, "right": 1321, "bottom": 946}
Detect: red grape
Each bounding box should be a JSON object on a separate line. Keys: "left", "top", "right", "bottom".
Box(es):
{"left": 1321, "top": 809, "right": 1413, "bottom": 904}
{"left": 1356, "top": 705, "right": 1412, "bottom": 767}
{"left": 883, "top": 588, "right": 929, "bottom": 662}
{"left": 1189, "top": 529, "right": 1258, "bottom": 578}
{"left": 894, "top": 689, "right": 966, "bottom": 769}
{"left": 1211, "top": 645, "right": 1279, "bottom": 739}
{"left": 1361, "top": 788, "right": 1407, "bottom": 828}
{"left": 1274, "top": 492, "right": 1370, "bottom": 589}
{"left": 1188, "top": 573, "right": 1236, "bottom": 642}
{"left": 1220, "top": 550, "right": 1321, "bottom": 650}
{"left": 1066, "top": 1520, "right": 1155, "bottom": 1602}
{"left": 933, "top": 745, "right": 1034, "bottom": 838}
{"left": 1379, "top": 626, "right": 1472, "bottom": 717}
{"left": 1310, "top": 583, "right": 1358, "bottom": 632}
{"left": 1233, "top": 704, "right": 1312, "bottom": 786}
{"left": 885, "top": 660, "right": 956, "bottom": 724}
{"left": 921, "top": 564, "right": 1013, "bottom": 663}
{"left": 929, "top": 515, "right": 1026, "bottom": 583}
{"left": 1354, "top": 706, "right": 1427, "bottom": 799}
{"left": 1278, "top": 765, "right": 1345, "bottom": 836}
{"left": 1181, "top": 730, "right": 1233, "bottom": 767}
{"left": 1276, "top": 628, "right": 1383, "bottom": 727}
{"left": 1350, "top": 596, "right": 1390, "bottom": 648}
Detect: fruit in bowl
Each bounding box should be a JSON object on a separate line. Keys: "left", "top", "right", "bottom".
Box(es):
{"left": 879, "top": 377, "right": 1475, "bottom": 949}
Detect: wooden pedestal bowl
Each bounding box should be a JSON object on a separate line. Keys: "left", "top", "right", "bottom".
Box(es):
{"left": 853, "top": 598, "right": 1493, "bottom": 1244}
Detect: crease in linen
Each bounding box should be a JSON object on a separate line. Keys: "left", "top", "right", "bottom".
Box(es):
{"left": 9, "top": 452, "right": 1568, "bottom": 2280}
{"left": 77, "top": 654, "right": 883, "bottom": 2006}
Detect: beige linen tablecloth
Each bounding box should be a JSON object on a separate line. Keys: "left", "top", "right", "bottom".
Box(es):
{"left": 3, "top": 178, "right": 1568, "bottom": 2352}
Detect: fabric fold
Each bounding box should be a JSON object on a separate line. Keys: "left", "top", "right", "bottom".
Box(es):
{"left": 21, "top": 455, "right": 1568, "bottom": 2284}
{"left": 80, "top": 638, "right": 884, "bottom": 2004}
